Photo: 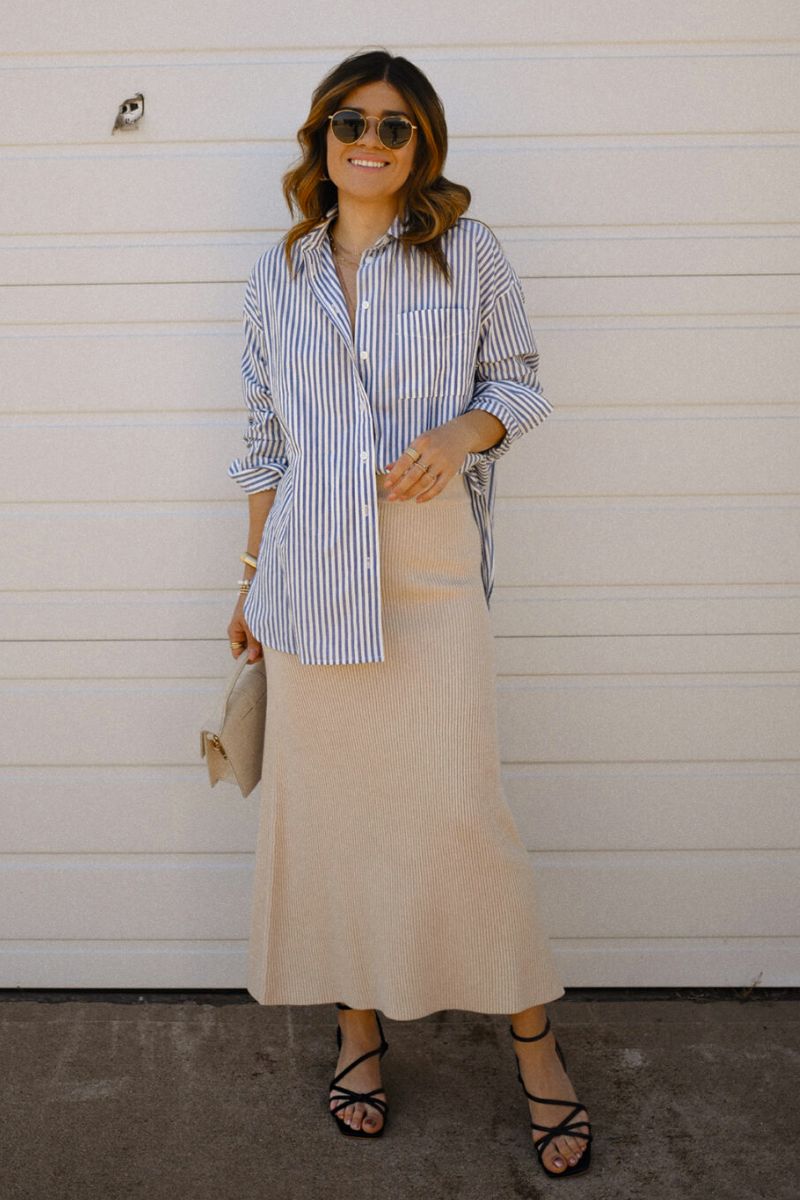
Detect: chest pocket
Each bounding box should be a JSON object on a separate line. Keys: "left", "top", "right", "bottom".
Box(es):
{"left": 396, "top": 307, "right": 474, "bottom": 400}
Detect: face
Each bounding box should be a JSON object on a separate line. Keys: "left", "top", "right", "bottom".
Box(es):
{"left": 325, "top": 80, "right": 417, "bottom": 207}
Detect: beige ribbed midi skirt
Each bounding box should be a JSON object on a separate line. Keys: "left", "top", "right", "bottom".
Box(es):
{"left": 246, "top": 469, "right": 565, "bottom": 1021}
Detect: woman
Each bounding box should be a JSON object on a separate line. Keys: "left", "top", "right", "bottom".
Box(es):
{"left": 226, "top": 49, "right": 592, "bottom": 1177}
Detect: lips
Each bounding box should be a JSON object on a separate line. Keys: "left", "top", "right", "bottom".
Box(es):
{"left": 348, "top": 157, "right": 389, "bottom": 169}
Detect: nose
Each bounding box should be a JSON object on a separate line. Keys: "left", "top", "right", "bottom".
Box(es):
{"left": 357, "top": 116, "right": 384, "bottom": 150}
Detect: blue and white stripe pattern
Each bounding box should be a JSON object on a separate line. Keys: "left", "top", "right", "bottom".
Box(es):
{"left": 228, "top": 207, "right": 553, "bottom": 665}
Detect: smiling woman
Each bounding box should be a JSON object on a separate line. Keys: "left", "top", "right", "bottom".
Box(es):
{"left": 281, "top": 50, "right": 471, "bottom": 281}
{"left": 226, "top": 48, "right": 592, "bottom": 1175}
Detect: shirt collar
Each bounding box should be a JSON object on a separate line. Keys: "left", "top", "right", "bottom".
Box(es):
{"left": 299, "top": 204, "right": 409, "bottom": 261}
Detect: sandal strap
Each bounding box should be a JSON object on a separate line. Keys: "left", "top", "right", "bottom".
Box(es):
{"left": 528, "top": 1099, "right": 592, "bottom": 1156}
{"left": 509, "top": 1015, "right": 551, "bottom": 1042}
{"left": 330, "top": 1041, "right": 387, "bottom": 1086}
{"left": 518, "top": 1079, "right": 591, "bottom": 1123}
{"left": 329, "top": 1084, "right": 388, "bottom": 1117}
{"left": 532, "top": 1121, "right": 593, "bottom": 1155}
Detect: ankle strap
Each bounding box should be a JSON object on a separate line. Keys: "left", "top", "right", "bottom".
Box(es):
{"left": 509, "top": 1015, "right": 551, "bottom": 1042}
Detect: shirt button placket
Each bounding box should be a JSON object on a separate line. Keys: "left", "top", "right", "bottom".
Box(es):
{"left": 356, "top": 272, "right": 373, "bottom": 571}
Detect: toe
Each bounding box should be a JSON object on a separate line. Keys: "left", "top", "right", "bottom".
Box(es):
{"left": 367, "top": 1099, "right": 383, "bottom": 1128}
{"left": 556, "top": 1134, "right": 580, "bottom": 1164}
{"left": 535, "top": 1136, "right": 566, "bottom": 1174}
{"left": 351, "top": 1102, "right": 364, "bottom": 1131}
{"left": 547, "top": 1147, "right": 567, "bottom": 1173}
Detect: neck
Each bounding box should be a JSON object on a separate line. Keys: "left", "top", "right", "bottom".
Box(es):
{"left": 330, "top": 194, "right": 402, "bottom": 255}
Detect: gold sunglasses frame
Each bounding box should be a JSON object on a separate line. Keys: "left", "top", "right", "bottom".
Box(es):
{"left": 327, "top": 109, "right": 418, "bottom": 150}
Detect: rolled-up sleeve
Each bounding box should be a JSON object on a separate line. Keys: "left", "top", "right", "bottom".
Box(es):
{"left": 227, "top": 265, "right": 289, "bottom": 493}
{"left": 462, "top": 251, "right": 553, "bottom": 473}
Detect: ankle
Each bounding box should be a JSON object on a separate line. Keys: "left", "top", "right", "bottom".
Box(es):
{"left": 337, "top": 1008, "right": 379, "bottom": 1036}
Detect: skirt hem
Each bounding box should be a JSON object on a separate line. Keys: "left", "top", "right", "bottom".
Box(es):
{"left": 245, "top": 982, "right": 567, "bottom": 1023}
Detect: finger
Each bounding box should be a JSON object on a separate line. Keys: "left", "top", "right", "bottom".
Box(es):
{"left": 379, "top": 458, "right": 404, "bottom": 489}
{"left": 414, "top": 470, "right": 444, "bottom": 502}
{"left": 388, "top": 460, "right": 429, "bottom": 500}
{"left": 228, "top": 619, "right": 247, "bottom": 658}
{"left": 408, "top": 463, "right": 442, "bottom": 500}
{"left": 242, "top": 618, "right": 262, "bottom": 662}
{"left": 382, "top": 444, "right": 425, "bottom": 491}
{"left": 380, "top": 463, "right": 410, "bottom": 493}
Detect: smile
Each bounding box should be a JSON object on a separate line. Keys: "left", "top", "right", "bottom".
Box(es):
{"left": 348, "top": 158, "right": 389, "bottom": 169}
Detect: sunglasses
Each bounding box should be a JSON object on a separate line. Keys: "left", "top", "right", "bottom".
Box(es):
{"left": 328, "top": 109, "right": 418, "bottom": 150}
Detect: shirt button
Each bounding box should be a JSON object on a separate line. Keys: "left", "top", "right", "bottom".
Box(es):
{"left": 365, "top": 556, "right": 372, "bottom": 567}
{"left": 360, "top": 451, "right": 368, "bottom": 462}
{"left": 360, "top": 350, "right": 368, "bottom": 361}
{"left": 362, "top": 300, "right": 370, "bottom": 310}
{"left": 362, "top": 503, "right": 369, "bottom": 515}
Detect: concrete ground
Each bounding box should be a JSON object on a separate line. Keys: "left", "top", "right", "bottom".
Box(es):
{"left": 0, "top": 988, "right": 797, "bottom": 1200}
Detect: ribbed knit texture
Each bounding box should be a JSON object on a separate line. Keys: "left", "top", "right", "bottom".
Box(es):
{"left": 246, "top": 470, "right": 565, "bottom": 1020}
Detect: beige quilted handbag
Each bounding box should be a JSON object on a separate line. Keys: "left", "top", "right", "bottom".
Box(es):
{"left": 200, "top": 651, "right": 266, "bottom": 798}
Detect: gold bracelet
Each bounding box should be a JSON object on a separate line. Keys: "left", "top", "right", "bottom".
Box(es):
{"left": 238, "top": 578, "right": 252, "bottom": 595}
{"left": 240, "top": 552, "right": 258, "bottom": 569}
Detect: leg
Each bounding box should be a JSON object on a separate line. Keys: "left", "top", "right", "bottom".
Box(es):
{"left": 508, "top": 1004, "right": 591, "bottom": 1174}
{"left": 329, "top": 1006, "right": 388, "bottom": 1133}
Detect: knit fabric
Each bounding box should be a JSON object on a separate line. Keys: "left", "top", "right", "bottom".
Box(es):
{"left": 246, "top": 470, "right": 564, "bottom": 1020}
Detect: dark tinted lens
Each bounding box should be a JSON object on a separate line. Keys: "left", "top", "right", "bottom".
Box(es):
{"left": 378, "top": 117, "right": 413, "bottom": 148}
{"left": 330, "top": 110, "right": 364, "bottom": 144}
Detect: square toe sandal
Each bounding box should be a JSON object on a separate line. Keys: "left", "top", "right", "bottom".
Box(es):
{"left": 509, "top": 1015, "right": 593, "bottom": 1178}
{"left": 328, "top": 1001, "right": 390, "bottom": 1138}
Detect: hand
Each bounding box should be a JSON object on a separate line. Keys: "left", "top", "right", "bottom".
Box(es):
{"left": 227, "top": 594, "right": 263, "bottom": 661}
{"left": 381, "top": 418, "right": 473, "bottom": 503}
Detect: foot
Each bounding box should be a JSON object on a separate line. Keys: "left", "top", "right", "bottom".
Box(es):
{"left": 511, "top": 1021, "right": 590, "bottom": 1174}
{"left": 329, "top": 1008, "right": 387, "bottom": 1133}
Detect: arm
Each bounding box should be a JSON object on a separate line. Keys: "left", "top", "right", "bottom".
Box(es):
{"left": 457, "top": 235, "right": 553, "bottom": 470}
{"left": 241, "top": 490, "right": 277, "bottom": 584}
{"left": 227, "top": 262, "right": 290, "bottom": 495}
{"left": 453, "top": 409, "right": 507, "bottom": 455}
{"left": 227, "top": 488, "right": 277, "bottom": 661}
{"left": 227, "top": 262, "right": 287, "bottom": 658}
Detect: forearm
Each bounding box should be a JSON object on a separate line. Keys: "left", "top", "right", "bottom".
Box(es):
{"left": 450, "top": 410, "right": 507, "bottom": 455}
{"left": 241, "top": 489, "right": 277, "bottom": 583}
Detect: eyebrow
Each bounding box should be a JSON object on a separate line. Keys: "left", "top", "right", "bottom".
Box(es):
{"left": 347, "top": 106, "right": 411, "bottom": 117}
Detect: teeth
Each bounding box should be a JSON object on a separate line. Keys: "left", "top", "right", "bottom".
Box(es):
{"left": 350, "top": 159, "right": 387, "bottom": 169}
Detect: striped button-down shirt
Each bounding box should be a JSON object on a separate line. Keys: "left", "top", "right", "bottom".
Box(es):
{"left": 228, "top": 207, "right": 553, "bottom": 665}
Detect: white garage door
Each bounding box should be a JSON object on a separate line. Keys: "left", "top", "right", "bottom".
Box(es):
{"left": 1, "top": 3, "right": 798, "bottom": 989}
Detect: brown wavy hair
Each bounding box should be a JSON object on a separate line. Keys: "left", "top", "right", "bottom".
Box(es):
{"left": 282, "top": 48, "right": 471, "bottom": 282}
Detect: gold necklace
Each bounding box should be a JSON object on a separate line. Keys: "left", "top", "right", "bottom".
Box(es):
{"left": 329, "top": 235, "right": 357, "bottom": 313}
{"left": 329, "top": 231, "right": 362, "bottom": 265}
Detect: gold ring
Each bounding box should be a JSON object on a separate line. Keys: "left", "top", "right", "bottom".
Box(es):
{"left": 230, "top": 640, "right": 246, "bottom": 648}
{"left": 403, "top": 447, "right": 421, "bottom": 463}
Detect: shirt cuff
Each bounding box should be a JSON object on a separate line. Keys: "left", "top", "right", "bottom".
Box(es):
{"left": 227, "top": 459, "right": 288, "bottom": 493}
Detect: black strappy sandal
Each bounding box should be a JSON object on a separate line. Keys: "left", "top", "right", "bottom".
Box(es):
{"left": 328, "top": 1002, "right": 389, "bottom": 1138}
{"left": 509, "top": 1015, "right": 592, "bottom": 1177}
